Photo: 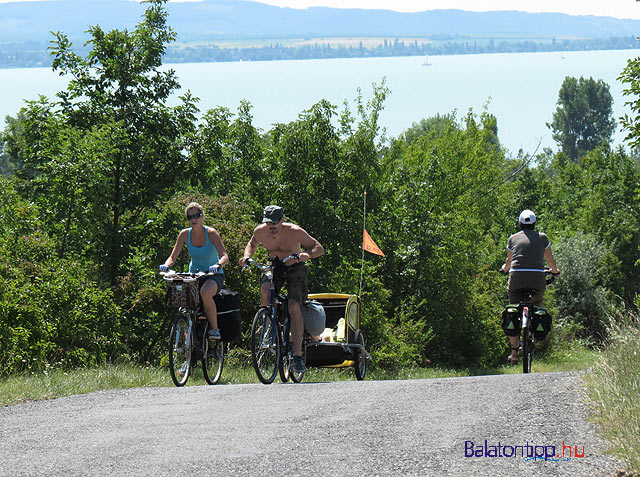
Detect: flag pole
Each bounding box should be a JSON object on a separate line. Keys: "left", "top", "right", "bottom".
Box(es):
{"left": 359, "top": 191, "right": 366, "bottom": 298}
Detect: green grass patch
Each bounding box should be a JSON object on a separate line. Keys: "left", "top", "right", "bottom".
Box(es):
{"left": 584, "top": 315, "right": 640, "bottom": 473}
{"left": 1, "top": 344, "right": 601, "bottom": 407}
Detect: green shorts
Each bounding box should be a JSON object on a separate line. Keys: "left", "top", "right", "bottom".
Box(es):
{"left": 261, "top": 262, "right": 308, "bottom": 304}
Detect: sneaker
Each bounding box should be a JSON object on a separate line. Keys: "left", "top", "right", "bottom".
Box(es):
{"left": 176, "top": 362, "right": 189, "bottom": 377}
{"left": 292, "top": 355, "right": 305, "bottom": 374}
{"left": 208, "top": 328, "right": 221, "bottom": 341}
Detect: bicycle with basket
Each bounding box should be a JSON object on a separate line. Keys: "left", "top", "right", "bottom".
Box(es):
{"left": 162, "top": 270, "right": 241, "bottom": 386}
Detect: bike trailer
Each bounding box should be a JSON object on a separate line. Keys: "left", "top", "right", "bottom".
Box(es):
{"left": 304, "top": 293, "right": 368, "bottom": 368}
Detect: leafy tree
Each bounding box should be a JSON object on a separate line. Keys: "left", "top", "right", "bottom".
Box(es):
{"left": 6, "top": 0, "right": 198, "bottom": 284}
{"left": 187, "top": 101, "right": 266, "bottom": 207}
{"left": 547, "top": 76, "right": 615, "bottom": 161}
{"left": 620, "top": 55, "right": 640, "bottom": 151}
{"left": 380, "top": 110, "right": 511, "bottom": 365}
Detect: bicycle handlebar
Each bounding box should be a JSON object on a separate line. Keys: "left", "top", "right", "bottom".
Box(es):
{"left": 160, "top": 270, "right": 218, "bottom": 280}
{"left": 242, "top": 254, "right": 299, "bottom": 271}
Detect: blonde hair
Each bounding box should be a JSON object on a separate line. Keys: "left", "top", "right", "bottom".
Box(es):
{"left": 185, "top": 202, "right": 204, "bottom": 216}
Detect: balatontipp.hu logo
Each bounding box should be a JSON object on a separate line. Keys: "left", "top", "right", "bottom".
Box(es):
{"left": 464, "top": 440, "right": 585, "bottom": 462}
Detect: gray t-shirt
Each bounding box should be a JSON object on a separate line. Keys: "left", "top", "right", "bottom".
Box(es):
{"left": 507, "top": 229, "right": 550, "bottom": 271}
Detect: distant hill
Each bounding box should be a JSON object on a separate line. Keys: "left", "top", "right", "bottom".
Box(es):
{"left": 1, "top": 0, "right": 640, "bottom": 43}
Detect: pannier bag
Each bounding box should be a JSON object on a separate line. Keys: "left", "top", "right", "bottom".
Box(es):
{"left": 165, "top": 278, "right": 200, "bottom": 309}
{"left": 501, "top": 305, "right": 521, "bottom": 336}
{"left": 215, "top": 288, "right": 242, "bottom": 342}
{"left": 302, "top": 300, "right": 326, "bottom": 337}
{"left": 531, "top": 307, "right": 552, "bottom": 340}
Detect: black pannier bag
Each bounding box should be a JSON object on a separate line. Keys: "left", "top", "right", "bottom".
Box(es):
{"left": 165, "top": 278, "right": 200, "bottom": 309}
{"left": 531, "top": 306, "right": 552, "bottom": 340}
{"left": 215, "top": 288, "right": 242, "bottom": 342}
{"left": 501, "top": 305, "right": 521, "bottom": 336}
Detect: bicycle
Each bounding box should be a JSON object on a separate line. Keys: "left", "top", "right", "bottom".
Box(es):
{"left": 244, "top": 254, "right": 306, "bottom": 384}
{"left": 501, "top": 269, "right": 557, "bottom": 373}
{"left": 162, "top": 270, "right": 225, "bottom": 387}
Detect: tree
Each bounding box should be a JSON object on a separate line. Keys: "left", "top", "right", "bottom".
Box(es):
{"left": 547, "top": 76, "right": 615, "bottom": 161}
{"left": 619, "top": 55, "right": 640, "bottom": 151}
{"left": 6, "top": 0, "right": 198, "bottom": 284}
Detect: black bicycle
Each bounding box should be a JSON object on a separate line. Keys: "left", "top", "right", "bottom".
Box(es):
{"left": 162, "top": 271, "right": 225, "bottom": 387}
{"left": 244, "top": 255, "right": 306, "bottom": 384}
{"left": 502, "top": 269, "right": 557, "bottom": 373}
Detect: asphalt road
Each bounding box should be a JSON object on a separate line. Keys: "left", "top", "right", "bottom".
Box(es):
{"left": 0, "top": 371, "right": 623, "bottom": 476}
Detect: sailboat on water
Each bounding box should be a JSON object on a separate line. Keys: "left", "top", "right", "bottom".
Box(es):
{"left": 422, "top": 54, "right": 431, "bottom": 66}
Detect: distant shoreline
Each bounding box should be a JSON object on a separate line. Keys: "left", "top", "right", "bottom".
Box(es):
{"left": 1, "top": 35, "right": 638, "bottom": 69}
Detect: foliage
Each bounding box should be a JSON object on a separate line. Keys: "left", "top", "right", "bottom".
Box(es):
{"left": 551, "top": 233, "right": 615, "bottom": 342}
{"left": 2, "top": 2, "right": 640, "bottom": 377}
{"left": 0, "top": 178, "right": 123, "bottom": 375}
{"left": 5, "top": 0, "right": 198, "bottom": 285}
{"left": 379, "top": 110, "right": 511, "bottom": 365}
{"left": 584, "top": 311, "right": 640, "bottom": 473}
{"left": 547, "top": 76, "right": 615, "bottom": 161}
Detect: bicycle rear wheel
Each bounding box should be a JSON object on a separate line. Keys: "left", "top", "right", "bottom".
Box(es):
{"left": 522, "top": 327, "right": 533, "bottom": 374}
{"left": 522, "top": 331, "right": 533, "bottom": 374}
{"left": 169, "top": 313, "right": 192, "bottom": 387}
{"left": 250, "top": 308, "right": 280, "bottom": 384}
{"left": 202, "top": 340, "right": 224, "bottom": 385}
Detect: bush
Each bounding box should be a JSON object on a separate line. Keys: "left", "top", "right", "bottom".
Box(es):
{"left": 552, "top": 233, "right": 615, "bottom": 342}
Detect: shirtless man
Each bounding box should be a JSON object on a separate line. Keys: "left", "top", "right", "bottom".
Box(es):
{"left": 239, "top": 205, "right": 324, "bottom": 373}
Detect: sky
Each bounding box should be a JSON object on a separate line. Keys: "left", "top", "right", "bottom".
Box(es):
{"left": 0, "top": 0, "right": 639, "bottom": 19}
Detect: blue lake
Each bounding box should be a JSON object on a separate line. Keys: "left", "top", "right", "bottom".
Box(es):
{"left": 1, "top": 49, "right": 639, "bottom": 155}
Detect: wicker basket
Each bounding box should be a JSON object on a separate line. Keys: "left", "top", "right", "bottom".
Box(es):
{"left": 165, "top": 278, "right": 200, "bottom": 309}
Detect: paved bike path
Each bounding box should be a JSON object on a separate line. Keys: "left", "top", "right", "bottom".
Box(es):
{"left": 0, "top": 371, "right": 623, "bottom": 476}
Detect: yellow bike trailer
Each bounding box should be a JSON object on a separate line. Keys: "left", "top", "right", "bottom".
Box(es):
{"left": 304, "top": 293, "right": 371, "bottom": 380}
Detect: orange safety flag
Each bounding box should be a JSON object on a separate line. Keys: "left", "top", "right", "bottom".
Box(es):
{"left": 362, "top": 229, "right": 385, "bottom": 256}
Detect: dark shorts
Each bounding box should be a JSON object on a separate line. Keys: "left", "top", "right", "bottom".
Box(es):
{"left": 261, "top": 262, "right": 308, "bottom": 304}
{"left": 199, "top": 274, "right": 224, "bottom": 293}
{"left": 508, "top": 271, "right": 546, "bottom": 304}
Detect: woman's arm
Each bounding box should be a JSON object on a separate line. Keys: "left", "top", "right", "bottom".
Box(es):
{"left": 501, "top": 249, "right": 513, "bottom": 273}
{"left": 164, "top": 229, "right": 188, "bottom": 268}
{"left": 544, "top": 246, "right": 560, "bottom": 274}
{"left": 209, "top": 228, "right": 229, "bottom": 267}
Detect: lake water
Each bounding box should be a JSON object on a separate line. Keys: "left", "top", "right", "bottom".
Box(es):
{"left": 1, "top": 49, "right": 639, "bottom": 155}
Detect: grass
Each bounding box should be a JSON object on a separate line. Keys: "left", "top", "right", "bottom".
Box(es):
{"left": 1, "top": 344, "right": 601, "bottom": 407}
{"left": 584, "top": 315, "right": 640, "bottom": 474}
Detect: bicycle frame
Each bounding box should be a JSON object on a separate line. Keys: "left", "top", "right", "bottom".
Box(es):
{"left": 507, "top": 270, "right": 556, "bottom": 374}
{"left": 246, "top": 255, "right": 303, "bottom": 383}
{"left": 162, "top": 270, "right": 224, "bottom": 386}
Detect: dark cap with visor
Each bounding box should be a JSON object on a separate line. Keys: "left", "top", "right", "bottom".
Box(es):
{"left": 262, "top": 205, "right": 284, "bottom": 224}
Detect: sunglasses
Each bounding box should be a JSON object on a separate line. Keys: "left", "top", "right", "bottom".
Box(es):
{"left": 186, "top": 212, "right": 203, "bottom": 220}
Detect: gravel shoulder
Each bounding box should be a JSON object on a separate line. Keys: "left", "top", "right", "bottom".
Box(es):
{"left": 0, "top": 371, "right": 623, "bottom": 476}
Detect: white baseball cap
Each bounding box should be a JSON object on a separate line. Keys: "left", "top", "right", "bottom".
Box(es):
{"left": 519, "top": 209, "right": 536, "bottom": 224}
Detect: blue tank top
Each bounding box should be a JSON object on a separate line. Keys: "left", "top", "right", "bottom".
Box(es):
{"left": 187, "top": 226, "right": 222, "bottom": 274}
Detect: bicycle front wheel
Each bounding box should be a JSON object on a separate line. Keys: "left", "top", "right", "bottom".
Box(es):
{"left": 202, "top": 340, "right": 224, "bottom": 385}
{"left": 169, "top": 313, "right": 192, "bottom": 387}
{"left": 250, "top": 308, "right": 280, "bottom": 384}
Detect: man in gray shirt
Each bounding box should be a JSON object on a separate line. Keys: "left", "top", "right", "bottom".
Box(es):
{"left": 501, "top": 209, "right": 559, "bottom": 363}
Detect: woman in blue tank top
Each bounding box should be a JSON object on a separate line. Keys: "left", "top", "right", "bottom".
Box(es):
{"left": 160, "top": 202, "right": 229, "bottom": 341}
